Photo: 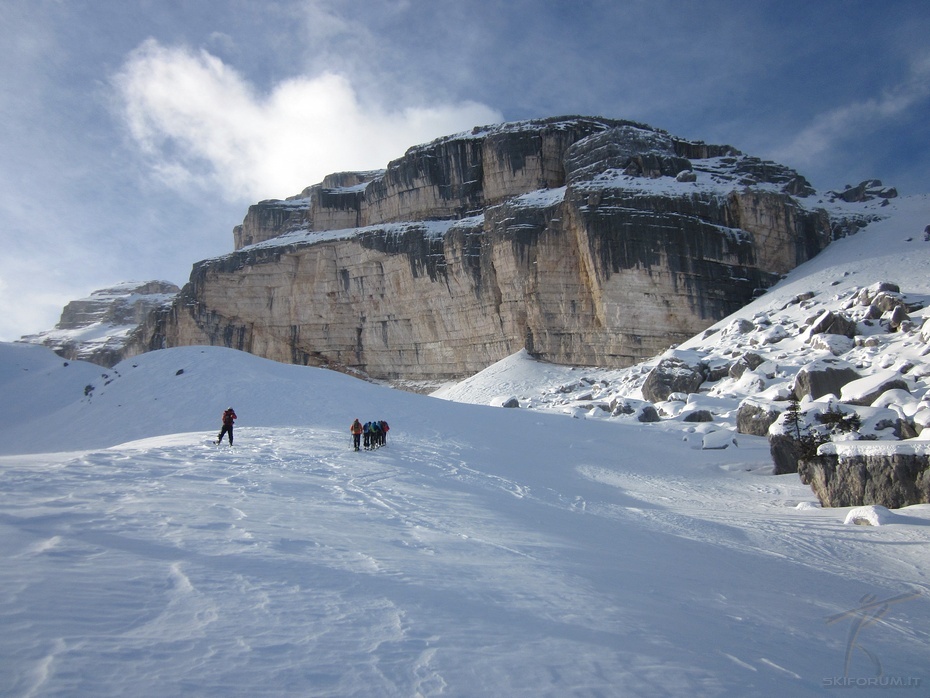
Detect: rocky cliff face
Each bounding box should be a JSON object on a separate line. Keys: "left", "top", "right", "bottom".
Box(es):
{"left": 21, "top": 281, "right": 179, "bottom": 367}
{"left": 126, "top": 116, "right": 847, "bottom": 382}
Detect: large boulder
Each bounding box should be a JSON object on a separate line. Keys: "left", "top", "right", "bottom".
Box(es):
{"left": 839, "top": 370, "right": 910, "bottom": 407}
{"left": 682, "top": 410, "right": 713, "bottom": 423}
{"left": 769, "top": 433, "right": 807, "bottom": 475}
{"left": 736, "top": 399, "right": 781, "bottom": 436}
{"left": 610, "top": 398, "right": 661, "bottom": 422}
{"left": 799, "top": 450, "right": 930, "bottom": 508}
{"left": 641, "top": 358, "right": 706, "bottom": 403}
{"left": 728, "top": 352, "right": 764, "bottom": 380}
{"left": 792, "top": 359, "right": 861, "bottom": 400}
{"left": 803, "top": 310, "right": 858, "bottom": 340}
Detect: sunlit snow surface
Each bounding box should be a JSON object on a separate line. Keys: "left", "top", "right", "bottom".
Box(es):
{"left": 1, "top": 346, "right": 929, "bottom": 696}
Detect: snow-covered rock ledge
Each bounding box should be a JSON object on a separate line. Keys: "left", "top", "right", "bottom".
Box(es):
{"left": 818, "top": 440, "right": 930, "bottom": 457}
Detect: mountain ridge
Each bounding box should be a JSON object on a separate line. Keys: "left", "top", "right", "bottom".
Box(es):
{"left": 118, "top": 116, "right": 877, "bottom": 382}
{"left": 19, "top": 116, "right": 904, "bottom": 385}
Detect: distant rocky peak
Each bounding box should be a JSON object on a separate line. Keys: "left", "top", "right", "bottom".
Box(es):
{"left": 19, "top": 281, "right": 179, "bottom": 367}
{"left": 55, "top": 281, "right": 180, "bottom": 329}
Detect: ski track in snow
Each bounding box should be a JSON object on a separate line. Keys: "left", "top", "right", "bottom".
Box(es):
{"left": 578, "top": 461, "right": 930, "bottom": 595}
{"left": 2, "top": 422, "right": 930, "bottom": 696}
{"left": 2, "top": 428, "right": 622, "bottom": 696}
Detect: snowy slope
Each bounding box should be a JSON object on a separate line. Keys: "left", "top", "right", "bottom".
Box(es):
{"left": 1, "top": 341, "right": 929, "bottom": 696}
{"left": 2, "top": 195, "right": 930, "bottom": 696}
{"left": 0, "top": 343, "right": 429, "bottom": 456}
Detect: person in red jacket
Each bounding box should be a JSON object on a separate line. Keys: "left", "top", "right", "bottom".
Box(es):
{"left": 216, "top": 407, "right": 237, "bottom": 445}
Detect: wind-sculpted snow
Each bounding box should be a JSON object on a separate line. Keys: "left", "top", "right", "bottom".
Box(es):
{"left": 1, "top": 343, "right": 929, "bottom": 695}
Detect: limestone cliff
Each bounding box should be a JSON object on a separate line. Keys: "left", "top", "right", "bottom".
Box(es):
{"left": 21, "top": 281, "right": 179, "bottom": 367}
{"left": 126, "top": 116, "right": 846, "bottom": 382}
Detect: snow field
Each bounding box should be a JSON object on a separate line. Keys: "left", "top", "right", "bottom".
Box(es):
{"left": 1, "top": 345, "right": 929, "bottom": 695}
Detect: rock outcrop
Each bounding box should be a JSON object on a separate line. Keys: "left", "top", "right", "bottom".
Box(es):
{"left": 642, "top": 357, "right": 707, "bottom": 403}
{"left": 20, "top": 281, "right": 179, "bottom": 367}
{"left": 791, "top": 359, "right": 861, "bottom": 400}
{"left": 736, "top": 399, "right": 781, "bottom": 437}
{"left": 799, "top": 449, "right": 930, "bottom": 508}
{"left": 125, "top": 116, "right": 842, "bottom": 382}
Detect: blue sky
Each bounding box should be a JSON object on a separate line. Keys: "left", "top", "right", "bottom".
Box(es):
{"left": 2, "top": 0, "right": 928, "bottom": 340}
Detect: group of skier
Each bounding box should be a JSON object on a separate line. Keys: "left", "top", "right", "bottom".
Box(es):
{"left": 215, "top": 408, "right": 391, "bottom": 452}
{"left": 350, "top": 418, "right": 390, "bottom": 451}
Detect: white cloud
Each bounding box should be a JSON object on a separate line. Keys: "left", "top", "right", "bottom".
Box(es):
{"left": 773, "top": 52, "right": 930, "bottom": 168}
{"left": 113, "top": 39, "right": 503, "bottom": 202}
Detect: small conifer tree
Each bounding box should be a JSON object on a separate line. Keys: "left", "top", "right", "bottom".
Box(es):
{"left": 784, "top": 395, "right": 804, "bottom": 441}
{"left": 783, "top": 395, "right": 826, "bottom": 459}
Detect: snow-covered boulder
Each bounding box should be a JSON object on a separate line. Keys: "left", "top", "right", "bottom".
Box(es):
{"left": 807, "top": 333, "right": 855, "bottom": 356}
{"left": 856, "top": 281, "right": 900, "bottom": 306}
{"left": 769, "top": 433, "right": 807, "bottom": 475}
{"left": 844, "top": 505, "right": 897, "bottom": 526}
{"left": 736, "top": 399, "right": 781, "bottom": 436}
{"left": 792, "top": 358, "right": 861, "bottom": 400}
{"left": 914, "top": 407, "right": 930, "bottom": 433}
{"left": 702, "top": 429, "right": 737, "bottom": 450}
{"left": 683, "top": 409, "right": 713, "bottom": 423}
{"left": 491, "top": 396, "right": 520, "bottom": 408}
{"left": 758, "top": 324, "right": 789, "bottom": 345}
{"left": 803, "top": 310, "right": 858, "bottom": 340}
{"left": 728, "top": 351, "right": 764, "bottom": 379}
{"left": 920, "top": 316, "right": 930, "bottom": 344}
{"left": 795, "top": 501, "right": 821, "bottom": 510}
{"left": 839, "top": 370, "right": 909, "bottom": 406}
{"left": 610, "top": 398, "right": 660, "bottom": 422}
{"left": 723, "top": 318, "right": 755, "bottom": 336}
{"left": 641, "top": 357, "right": 705, "bottom": 403}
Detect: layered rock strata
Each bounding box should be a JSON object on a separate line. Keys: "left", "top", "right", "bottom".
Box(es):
{"left": 127, "top": 116, "right": 839, "bottom": 381}
{"left": 21, "top": 281, "right": 179, "bottom": 367}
